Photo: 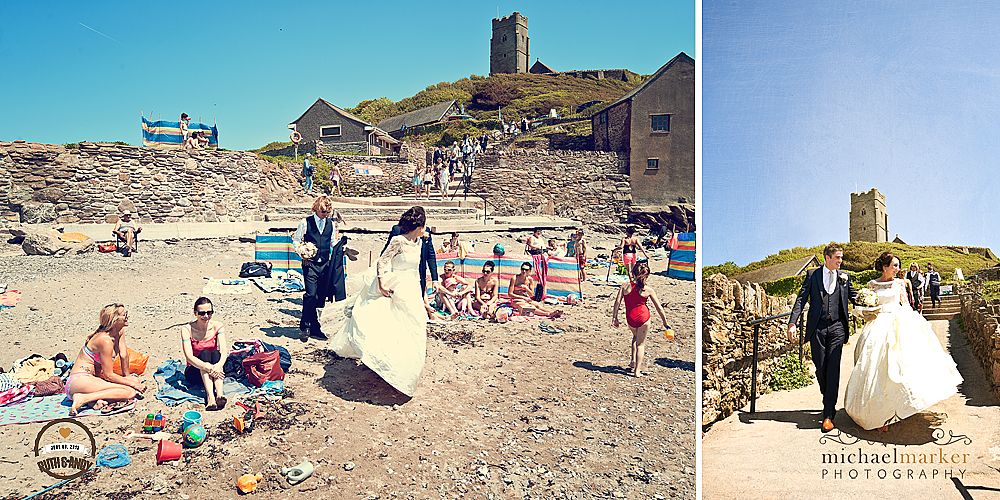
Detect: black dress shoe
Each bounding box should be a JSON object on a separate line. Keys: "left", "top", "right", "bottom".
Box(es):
{"left": 309, "top": 331, "right": 329, "bottom": 341}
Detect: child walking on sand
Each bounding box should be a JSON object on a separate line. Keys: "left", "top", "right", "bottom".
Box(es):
{"left": 610, "top": 261, "right": 673, "bottom": 377}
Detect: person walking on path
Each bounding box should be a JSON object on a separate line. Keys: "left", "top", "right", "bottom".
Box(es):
{"left": 611, "top": 261, "right": 671, "bottom": 377}
{"left": 328, "top": 161, "right": 343, "bottom": 197}
{"left": 926, "top": 263, "right": 942, "bottom": 308}
{"left": 302, "top": 153, "right": 315, "bottom": 193}
{"left": 786, "top": 243, "right": 858, "bottom": 432}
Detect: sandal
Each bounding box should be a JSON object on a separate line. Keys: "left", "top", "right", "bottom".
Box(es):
{"left": 216, "top": 396, "right": 227, "bottom": 410}
{"left": 206, "top": 402, "right": 219, "bottom": 411}
{"left": 101, "top": 398, "right": 135, "bottom": 414}
{"left": 539, "top": 322, "right": 564, "bottom": 334}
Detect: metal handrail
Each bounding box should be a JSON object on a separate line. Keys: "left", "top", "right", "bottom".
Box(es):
{"left": 747, "top": 306, "right": 807, "bottom": 414}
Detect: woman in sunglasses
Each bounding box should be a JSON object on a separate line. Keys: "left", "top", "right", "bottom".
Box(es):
{"left": 472, "top": 261, "right": 499, "bottom": 315}
{"left": 67, "top": 303, "right": 145, "bottom": 416}
{"left": 180, "top": 297, "right": 229, "bottom": 410}
{"left": 508, "top": 262, "right": 563, "bottom": 319}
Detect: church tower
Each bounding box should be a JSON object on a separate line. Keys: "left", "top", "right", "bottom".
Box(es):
{"left": 490, "top": 12, "right": 529, "bottom": 75}
{"left": 849, "top": 188, "right": 889, "bottom": 243}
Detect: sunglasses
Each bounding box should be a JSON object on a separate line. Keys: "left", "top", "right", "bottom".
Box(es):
{"left": 482, "top": 269, "right": 493, "bottom": 274}
{"left": 521, "top": 267, "right": 531, "bottom": 271}
{"left": 444, "top": 268, "right": 455, "bottom": 272}
{"left": 196, "top": 310, "right": 214, "bottom": 317}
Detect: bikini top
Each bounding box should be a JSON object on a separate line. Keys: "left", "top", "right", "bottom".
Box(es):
{"left": 83, "top": 339, "right": 101, "bottom": 364}
{"left": 190, "top": 332, "right": 219, "bottom": 356}
{"left": 623, "top": 243, "right": 637, "bottom": 254}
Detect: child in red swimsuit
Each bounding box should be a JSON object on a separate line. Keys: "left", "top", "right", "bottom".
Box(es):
{"left": 611, "top": 261, "right": 673, "bottom": 377}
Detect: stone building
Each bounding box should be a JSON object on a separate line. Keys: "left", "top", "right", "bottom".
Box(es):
{"left": 849, "top": 188, "right": 888, "bottom": 243}
{"left": 490, "top": 12, "right": 529, "bottom": 75}
{"left": 377, "top": 100, "right": 461, "bottom": 139}
{"left": 592, "top": 52, "right": 695, "bottom": 209}
{"left": 289, "top": 98, "right": 399, "bottom": 156}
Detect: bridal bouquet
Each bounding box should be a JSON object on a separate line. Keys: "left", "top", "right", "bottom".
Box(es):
{"left": 857, "top": 287, "right": 879, "bottom": 307}
{"left": 295, "top": 241, "right": 317, "bottom": 260}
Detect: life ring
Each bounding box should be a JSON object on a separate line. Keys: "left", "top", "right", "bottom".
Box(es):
{"left": 290, "top": 131, "right": 302, "bottom": 144}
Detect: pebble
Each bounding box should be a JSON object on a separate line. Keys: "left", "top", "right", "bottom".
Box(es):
{"left": 344, "top": 462, "right": 355, "bottom": 471}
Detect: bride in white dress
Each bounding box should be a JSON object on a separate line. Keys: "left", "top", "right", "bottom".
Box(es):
{"left": 845, "top": 251, "right": 963, "bottom": 431}
{"left": 324, "top": 207, "right": 429, "bottom": 396}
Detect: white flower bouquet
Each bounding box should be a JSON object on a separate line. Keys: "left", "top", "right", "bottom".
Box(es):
{"left": 295, "top": 242, "right": 317, "bottom": 260}
{"left": 856, "top": 287, "right": 881, "bottom": 321}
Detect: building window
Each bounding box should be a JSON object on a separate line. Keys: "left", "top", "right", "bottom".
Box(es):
{"left": 502, "top": 35, "right": 507, "bottom": 43}
{"left": 600, "top": 113, "right": 607, "bottom": 124}
{"left": 861, "top": 209, "right": 866, "bottom": 216}
{"left": 320, "top": 125, "right": 341, "bottom": 138}
{"left": 647, "top": 158, "right": 659, "bottom": 170}
{"left": 651, "top": 114, "right": 671, "bottom": 132}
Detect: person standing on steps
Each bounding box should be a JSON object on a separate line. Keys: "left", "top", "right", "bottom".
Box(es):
{"left": 786, "top": 243, "right": 858, "bottom": 432}
{"left": 926, "top": 263, "right": 941, "bottom": 308}
{"left": 302, "top": 153, "right": 314, "bottom": 193}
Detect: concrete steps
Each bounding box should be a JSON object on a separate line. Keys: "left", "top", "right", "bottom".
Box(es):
{"left": 922, "top": 293, "right": 961, "bottom": 320}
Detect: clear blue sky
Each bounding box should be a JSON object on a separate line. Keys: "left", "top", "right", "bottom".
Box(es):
{"left": 0, "top": 1, "right": 693, "bottom": 152}
{"left": 703, "top": 1, "right": 1000, "bottom": 267}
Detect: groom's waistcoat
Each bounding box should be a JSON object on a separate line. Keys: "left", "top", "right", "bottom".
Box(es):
{"left": 820, "top": 275, "right": 841, "bottom": 323}
{"left": 304, "top": 216, "right": 333, "bottom": 264}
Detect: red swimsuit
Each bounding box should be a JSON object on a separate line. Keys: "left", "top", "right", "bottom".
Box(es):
{"left": 624, "top": 282, "right": 651, "bottom": 328}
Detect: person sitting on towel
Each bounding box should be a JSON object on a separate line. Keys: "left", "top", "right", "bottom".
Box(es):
{"left": 180, "top": 297, "right": 229, "bottom": 411}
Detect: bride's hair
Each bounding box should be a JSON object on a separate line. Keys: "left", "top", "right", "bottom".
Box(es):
{"left": 398, "top": 206, "right": 426, "bottom": 233}
{"left": 874, "top": 251, "right": 898, "bottom": 272}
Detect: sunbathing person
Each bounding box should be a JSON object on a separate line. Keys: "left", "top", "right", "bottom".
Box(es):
{"left": 546, "top": 239, "right": 566, "bottom": 257}
{"left": 508, "top": 262, "right": 563, "bottom": 318}
{"left": 113, "top": 211, "right": 142, "bottom": 257}
{"left": 180, "top": 297, "right": 229, "bottom": 411}
{"left": 472, "top": 261, "right": 499, "bottom": 315}
{"left": 66, "top": 303, "right": 146, "bottom": 416}
{"left": 436, "top": 261, "right": 472, "bottom": 315}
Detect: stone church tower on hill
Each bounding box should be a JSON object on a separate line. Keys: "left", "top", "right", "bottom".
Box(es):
{"left": 490, "top": 12, "right": 529, "bottom": 75}
{"left": 849, "top": 188, "right": 889, "bottom": 243}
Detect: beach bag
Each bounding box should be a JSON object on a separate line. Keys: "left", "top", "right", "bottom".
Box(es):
{"left": 242, "top": 351, "right": 285, "bottom": 387}
{"left": 111, "top": 348, "right": 149, "bottom": 376}
{"left": 239, "top": 261, "right": 271, "bottom": 278}
{"left": 98, "top": 243, "right": 117, "bottom": 253}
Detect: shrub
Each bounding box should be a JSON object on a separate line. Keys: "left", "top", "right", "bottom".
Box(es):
{"left": 767, "top": 353, "right": 813, "bottom": 393}
{"left": 471, "top": 79, "right": 525, "bottom": 109}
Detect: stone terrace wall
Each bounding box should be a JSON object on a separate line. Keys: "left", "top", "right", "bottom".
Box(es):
{"left": 473, "top": 149, "right": 628, "bottom": 225}
{"left": 702, "top": 273, "right": 799, "bottom": 428}
{"left": 0, "top": 141, "right": 268, "bottom": 224}
{"left": 958, "top": 282, "right": 1000, "bottom": 396}
{"left": 315, "top": 153, "right": 415, "bottom": 198}
{"left": 977, "top": 267, "right": 1000, "bottom": 281}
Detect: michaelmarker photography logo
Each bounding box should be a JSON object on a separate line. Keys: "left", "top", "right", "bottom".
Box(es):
{"left": 34, "top": 418, "right": 96, "bottom": 480}
{"left": 818, "top": 427, "right": 972, "bottom": 481}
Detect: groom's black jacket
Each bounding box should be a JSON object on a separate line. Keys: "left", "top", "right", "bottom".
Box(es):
{"left": 788, "top": 267, "right": 858, "bottom": 344}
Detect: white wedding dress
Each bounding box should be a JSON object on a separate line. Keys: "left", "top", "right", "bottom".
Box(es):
{"left": 324, "top": 235, "right": 428, "bottom": 396}
{"left": 844, "top": 279, "right": 962, "bottom": 430}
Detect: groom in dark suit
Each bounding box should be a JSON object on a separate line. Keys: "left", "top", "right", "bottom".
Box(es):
{"left": 787, "top": 243, "right": 857, "bottom": 432}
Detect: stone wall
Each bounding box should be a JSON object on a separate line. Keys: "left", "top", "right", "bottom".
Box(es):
{"left": 315, "top": 153, "right": 415, "bottom": 198}
{"left": 958, "top": 281, "right": 1000, "bottom": 396}
{"left": 978, "top": 267, "right": 1000, "bottom": 281}
{"left": 0, "top": 141, "right": 269, "bottom": 224}
{"left": 473, "top": 149, "right": 629, "bottom": 224}
{"left": 702, "top": 273, "right": 800, "bottom": 429}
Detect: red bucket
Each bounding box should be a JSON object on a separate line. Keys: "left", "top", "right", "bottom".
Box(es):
{"left": 157, "top": 439, "right": 183, "bottom": 463}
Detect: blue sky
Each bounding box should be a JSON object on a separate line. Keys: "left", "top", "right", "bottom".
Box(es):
{"left": 703, "top": 1, "right": 1000, "bottom": 267}
{"left": 0, "top": 1, "right": 693, "bottom": 152}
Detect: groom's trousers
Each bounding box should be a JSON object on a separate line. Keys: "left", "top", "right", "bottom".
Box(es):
{"left": 810, "top": 319, "right": 846, "bottom": 419}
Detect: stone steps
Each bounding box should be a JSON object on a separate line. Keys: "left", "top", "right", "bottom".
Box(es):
{"left": 922, "top": 294, "right": 961, "bottom": 320}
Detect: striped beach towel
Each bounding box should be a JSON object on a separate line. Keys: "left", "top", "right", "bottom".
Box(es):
{"left": 437, "top": 252, "right": 582, "bottom": 300}
{"left": 142, "top": 117, "right": 219, "bottom": 149}
{"left": 667, "top": 232, "right": 695, "bottom": 280}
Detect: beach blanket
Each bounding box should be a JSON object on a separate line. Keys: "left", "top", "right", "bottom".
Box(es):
{"left": 142, "top": 117, "right": 219, "bottom": 149}
{"left": 0, "top": 290, "right": 21, "bottom": 309}
{"left": 667, "top": 232, "right": 695, "bottom": 281}
{"left": 202, "top": 279, "right": 252, "bottom": 295}
{"left": 254, "top": 235, "right": 302, "bottom": 273}
{"left": 153, "top": 359, "right": 254, "bottom": 407}
{"left": 436, "top": 252, "right": 582, "bottom": 300}
{"left": 0, "top": 394, "right": 135, "bottom": 427}
{"left": 250, "top": 277, "right": 304, "bottom": 293}
{"left": 58, "top": 232, "right": 90, "bottom": 243}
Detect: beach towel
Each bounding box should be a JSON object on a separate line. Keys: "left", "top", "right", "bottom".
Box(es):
{"left": 250, "top": 277, "right": 304, "bottom": 293}
{"left": 666, "top": 232, "right": 695, "bottom": 281}
{"left": 153, "top": 359, "right": 254, "bottom": 407}
{"left": 58, "top": 232, "right": 90, "bottom": 243}
{"left": 142, "top": 117, "right": 219, "bottom": 149}
{"left": 0, "top": 290, "right": 21, "bottom": 309}
{"left": 202, "top": 279, "right": 252, "bottom": 295}
{"left": 254, "top": 235, "right": 302, "bottom": 273}
{"left": 437, "top": 252, "right": 583, "bottom": 301}
{"left": 0, "top": 393, "right": 135, "bottom": 427}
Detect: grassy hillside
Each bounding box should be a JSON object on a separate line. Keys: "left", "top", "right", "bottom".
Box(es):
{"left": 704, "top": 241, "right": 997, "bottom": 285}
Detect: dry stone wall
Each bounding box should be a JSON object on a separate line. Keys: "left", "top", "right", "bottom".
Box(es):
{"left": 0, "top": 141, "right": 268, "bottom": 224}
{"left": 473, "top": 149, "right": 629, "bottom": 225}
{"left": 958, "top": 282, "right": 1000, "bottom": 396}
{"left": 702, "top": 273, "right": 800, "bottom": 428}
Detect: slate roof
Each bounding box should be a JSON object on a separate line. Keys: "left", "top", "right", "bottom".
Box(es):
{"left": 289, "top": 98, "right": 372, "bottom": 127}
{"left": 731, "top": 255, "right": 822, "bottom": 286}
{"left": 529, "top": 60, "right": 556, "bottom": 74}
{"left": 377, "top": 100, "right": 457, "bottom": 134}
{"left": 605, "top": 52, "right": 694, "bottom": 108}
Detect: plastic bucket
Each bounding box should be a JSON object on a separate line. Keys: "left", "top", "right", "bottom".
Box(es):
{"left": 156, "top": 439, "right": 183, "bottom": 463}
{"left": 182, "top": 411, "right": 202, "bottom": 430}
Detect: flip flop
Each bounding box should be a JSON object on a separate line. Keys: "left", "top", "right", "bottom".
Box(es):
{"left": 538, "top": 322, "right": 563, "bottom": 334}
{"left": 216, "top": 396, "right": 227, "bottom": 410}
{"left": 101, "top": 398, "right": 135, "bottom": 414}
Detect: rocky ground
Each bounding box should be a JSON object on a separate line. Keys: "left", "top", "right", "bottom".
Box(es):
{"left": 0, "top": 228, "right": 695, "bottom": 500}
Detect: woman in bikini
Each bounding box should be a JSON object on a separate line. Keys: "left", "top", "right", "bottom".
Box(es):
{"left": 180, "top": 297, "right": 229, "bottom": 411}
{"left": 617, "top": 227, "right": 650, "bottom": 279}
{"left": 66, "top": 303, "right": 146, "bottom": 416}
{"left": 611, "top": 261, "right": 672, "bottom": 377}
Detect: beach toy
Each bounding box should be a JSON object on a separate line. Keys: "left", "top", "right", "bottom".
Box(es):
{"left": 281, "top": 461, "right": 314, "bottom": 485}
{"left": 156, "top": 439, "right": 183, "bottom": 463}
{"left": 153, "top": 414, "right": 163, "bottom": 432}
{"left": 493, "top": 243, "right": 505, "bottom": 256}
{"left": 182, "top": 410, "right": 202, "bottom": 430}
{"left": 144, "top": 414, "right": 155, "bottom": 432}
{"left": 664, "top": 327, "right": 675, "bottom": 340}
{"left": 237, "top": 473, "right": 263, "bottom": 494}
{"left": 126, "top": 430, "right": 171, "bottom": 441}
{"left": 183, "top": 424, "right": 206, "bottom": 448}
